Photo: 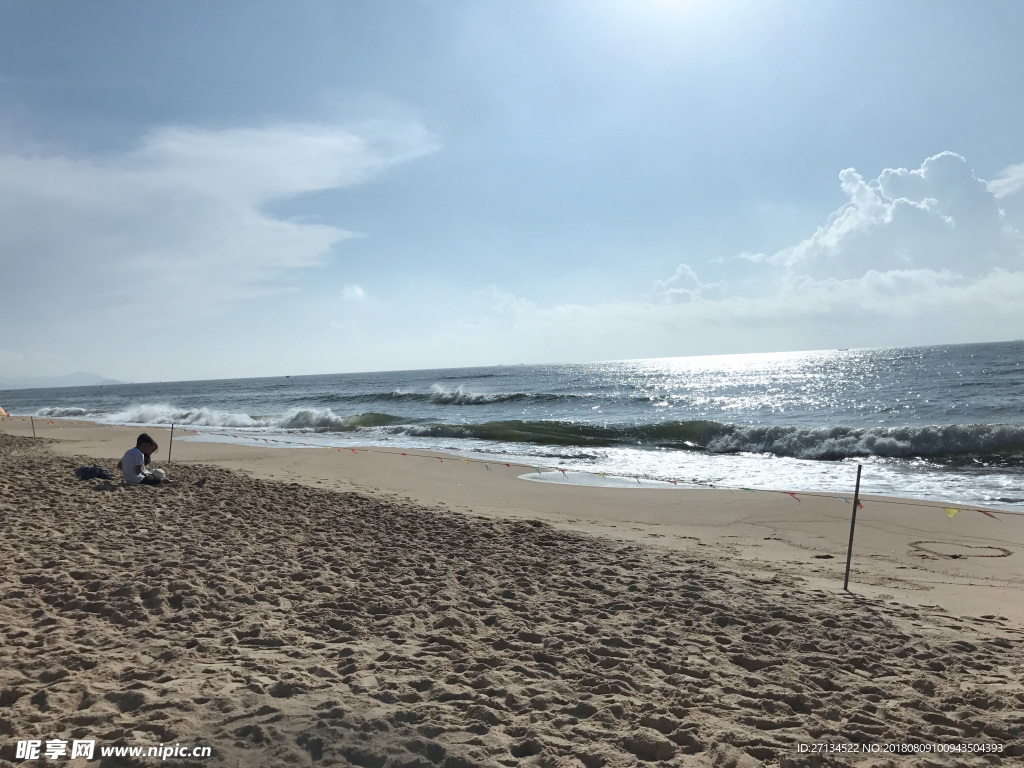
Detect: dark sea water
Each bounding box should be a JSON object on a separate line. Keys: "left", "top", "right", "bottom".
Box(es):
{"left": 3, "top": 342, "right": 1023, "bottom": 510}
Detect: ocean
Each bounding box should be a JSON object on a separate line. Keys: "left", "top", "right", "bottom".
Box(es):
{"left": 3, "top": 341, "right": 1023, "bottom": 511}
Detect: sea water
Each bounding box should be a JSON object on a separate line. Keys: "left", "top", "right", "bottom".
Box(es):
{"left": 4, "top": 341, "right": 1023, "bottom": 510}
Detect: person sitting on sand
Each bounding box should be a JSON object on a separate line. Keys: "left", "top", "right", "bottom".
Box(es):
{"left": 117, "top": 433, "right": 163, "bottom": 486}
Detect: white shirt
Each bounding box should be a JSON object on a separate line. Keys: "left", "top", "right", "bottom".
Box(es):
{"left": 121, "top": 447, "right": 147, "bottom": 485}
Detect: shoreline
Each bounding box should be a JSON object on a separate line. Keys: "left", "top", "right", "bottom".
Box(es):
{"left": 5, "top": 392, "right": 1023, "bottom": 514}
{"left": 9, "top": 413, "right": 1024, "bottom": 511}
{"left": 4, "top": 416, "right": 1023, "bottom": 629}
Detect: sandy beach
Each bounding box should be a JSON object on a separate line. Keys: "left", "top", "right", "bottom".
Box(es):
{"left": 1, "top": 418, "right": 1022, "bottom": 766}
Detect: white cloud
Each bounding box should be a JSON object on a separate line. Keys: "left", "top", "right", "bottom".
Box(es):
{"left": 772, "top": 152, "right": 1022, "bottom": 278}
{"left": 988, "top": 162, "right": 1024, "bottom": 199}
{"left": 476, "top": 284, "right": 537, "bottom": 313}
{"left": 5, "top": 144, "right": 1023, "bottom": 378}
{"left": 737, "top": 250, "right": 767, "bottom": 263}
{"left": 653, "top": 263, "right": 724, "bottom": 302}
{"left": 0, "top": 121, "right": 438, "bottom": 335}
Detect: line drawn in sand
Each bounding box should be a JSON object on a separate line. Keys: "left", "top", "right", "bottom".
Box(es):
{"left": 910, "top": 541, "right": 1012, "bottom": 559}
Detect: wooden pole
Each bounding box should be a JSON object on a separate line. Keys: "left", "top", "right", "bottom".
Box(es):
{"left": 31, "top": 416, "right": 36, "bottom": 439}
{"left": 168, "top": 422, "right": 174, "bottom": 465}
{"left": 843, "top": 464, "right": 863, "bottom": 591}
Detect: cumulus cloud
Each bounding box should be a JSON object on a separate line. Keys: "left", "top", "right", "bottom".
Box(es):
{"left": 771, "top": 152, "right": 1022, "bottom": 278}
{"left": 0, "top": 121, "right": 438, "bottom": 332}
{"left": 757, "top": 153, "right": 1024, "bottom": 331}
{"left": 342, "top": 284, "right": 366, "bottom": 300}
{"left": 653, "top": 264, "right": 724, "bottom": 302}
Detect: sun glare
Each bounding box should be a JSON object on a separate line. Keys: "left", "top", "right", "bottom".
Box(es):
{"left": 645, "top": 0, "right": 710, "bottom": 11}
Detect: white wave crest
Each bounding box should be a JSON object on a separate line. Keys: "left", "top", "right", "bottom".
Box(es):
{"left": 107, "top": 403, "right": 268, "bottom": 428}
{"left": 42, "top": 401, "right": 401, "bottom": 432}
{"left": 704, "top": 423, "right": 1024, "bottom": 459}
{"left": 428, "top": 384, "right": 526, "bottom": 405}
{"left": 274, "top": 408, "right": 395, "bottom": 430}
{"left": 36, "top": 406, "right": 100, "bottom": 417}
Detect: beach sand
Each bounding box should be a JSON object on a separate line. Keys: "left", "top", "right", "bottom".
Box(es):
{"left": 1, "top": 419, "right": 1022, "bottom": 766}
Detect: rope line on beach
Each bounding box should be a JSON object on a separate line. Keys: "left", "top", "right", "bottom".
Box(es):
{"left": 155, "top": 425, "right": 1009, "bottom": 521}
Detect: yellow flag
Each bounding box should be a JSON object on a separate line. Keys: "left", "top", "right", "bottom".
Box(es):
{"left": 944, "top": 507, "right": 960, "bottom": 518}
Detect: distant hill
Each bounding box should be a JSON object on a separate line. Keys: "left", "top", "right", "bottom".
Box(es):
{"left": 0, "top": 371, "right": 122, "bottom": 390}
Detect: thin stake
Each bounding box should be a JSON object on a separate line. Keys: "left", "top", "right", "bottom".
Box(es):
{"left": 843, "top": 464, "right": 863, "bottom": 591}
{"left": 168, "top": 422, "right": 174, "bottom": 465}
{"left": 31, "top": 416, "right": 36, "bottom": 439}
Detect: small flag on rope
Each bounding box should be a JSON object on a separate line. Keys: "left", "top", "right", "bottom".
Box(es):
{"left": 786, "top": 492, "right": 801, "bottom": 502}
{"left": 401, "top": 452, "right": 407, "bottom": 456}
{"left": 436, "top": 457, "right": 443, "bottom": 462}
{"left": 669, "top": 480, "right": 677, "bottom": 485}
{"left": 741, "top": 488, "right": 756, "bottom": 492}
{"left": 636, "top": 477, "right": 642, "bottom": 485}
{"left": 534, "top": 467, "right": 543, "bottom": 474}
{"left": 976, "top": 509, "right": 999, "bottom": 520}
{"left": 944, "top": 507, "right": 961, "bottom": 519}
{"left": 840, "top": 497, "right": 864, "bottom": 509}
{"left": 484, "top": 463, "right": 491, "bottom": 471}
{"left": 461, "top": 460, "right": 469, "bottom": 464}
{"left": 350, "top": 448, "right": 358, "bottom": 454}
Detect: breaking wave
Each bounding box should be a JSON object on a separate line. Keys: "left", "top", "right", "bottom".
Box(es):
{"left": 390, "top": 420, "right": 1024, "bottom": 461}
{"left": 104, "top": 404, "right": 269, "bottom": 428}
{"left": 276, "top": 409, "right": 400, "bottom": 431}
{"left": 30, "top": 401, "right": 1024, "bottom": 462}
{"left": 60, "top": 403, "right": 401, "bottom": 432}
{"left": 387, "top": 386, "right": 551, "bottom": 405}
{"left": 701, "top": 423, "right": 1024, "bottom": 461}
{"left": 35, "top": 406, "right": 106, "bottom": 418}
{"left": 427, "top": 385, "right": 531, "bottom": 405}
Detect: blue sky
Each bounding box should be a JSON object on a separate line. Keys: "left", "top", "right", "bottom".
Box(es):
{"left": 2, "top": 0, "right": 1023, "bottom": 382}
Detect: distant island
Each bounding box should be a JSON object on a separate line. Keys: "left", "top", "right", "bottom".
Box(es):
{"left": 0, "top": 371, "right": 122, "bottom": 391}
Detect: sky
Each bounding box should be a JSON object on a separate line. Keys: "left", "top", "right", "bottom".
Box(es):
{"left": 1, "top": 0, "right": 1023, "bottom": 383}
